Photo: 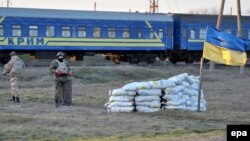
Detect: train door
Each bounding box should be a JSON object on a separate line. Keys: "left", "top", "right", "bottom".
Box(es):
{"left": 181, "top": 26, "right": 188, "bottom": 50}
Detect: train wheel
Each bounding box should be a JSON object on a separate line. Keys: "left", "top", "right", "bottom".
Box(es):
{"left": 129, "top": 57, "right": 139, "bottom": 64}
{"left": 185, "top": 53, "right": 194, "bottom": 64}
{"left": 169, "top": 58, "right": 177, "bottom": 64}
{"left": 147, "top": 57, "right": 156, "bottom": 64}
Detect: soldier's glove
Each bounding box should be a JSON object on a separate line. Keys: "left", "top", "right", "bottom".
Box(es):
{"left": 67, "top": 71, "right": 73, "bottom": 76}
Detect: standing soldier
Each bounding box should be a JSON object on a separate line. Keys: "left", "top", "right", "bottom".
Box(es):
{"left": 3, "top": 51, "right": 25, "bottom": 103}
{"left": 49, "top": 52, "right": 72, "bottom": 107}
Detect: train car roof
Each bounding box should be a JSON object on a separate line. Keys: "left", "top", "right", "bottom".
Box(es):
{"left": 171, "top": 13, "right": 250, "bottom": 23}
{"left": 0, "top": 7, "right": 173, "bottom": 22}
{"left": 171, "top": 13, "right": 250, "bottom": 18}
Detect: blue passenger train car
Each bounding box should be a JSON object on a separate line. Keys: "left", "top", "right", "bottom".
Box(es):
{"left": 0, "top": 7, "right": 173, "bottom": 64}
{"left": 171, "top": 14, "right": 250, "bottom": 63}
{"left": 1, "top": 7, "right": 250, "bottom": 64}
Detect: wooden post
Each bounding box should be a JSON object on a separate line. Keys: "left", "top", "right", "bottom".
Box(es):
{"left": 236, "top": 0, "right": 245, "bottom": 74}
{"left": 197, "top": 58, "right": 204, "bottom": 112}
{"left": 210, "top": 0, "right": 225, "bottom": 71}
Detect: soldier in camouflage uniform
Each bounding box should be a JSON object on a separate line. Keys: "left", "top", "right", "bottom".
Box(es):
{"left": 3, "top": 51, "right": 25, "bottom": 103}
{"left": 49, "top": 52, "right": 72, "bottom": 107}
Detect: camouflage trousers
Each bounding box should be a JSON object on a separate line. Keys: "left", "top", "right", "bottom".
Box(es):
{"left": 55, "top": 79, "right": 72, "bottom": 105}
{"left": 10, "top": 76, "right": 19, "bottom": 97}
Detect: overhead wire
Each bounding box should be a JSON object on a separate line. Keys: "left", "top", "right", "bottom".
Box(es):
{"left": 163, "top": 0, "right": 174, "bottom": 12}
{"left": 174, "top": 0, "right": 182, "bottom": 13}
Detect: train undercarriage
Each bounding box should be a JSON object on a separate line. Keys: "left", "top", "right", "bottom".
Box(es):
{"left": 0, "top": 50, "right": 205, "bottom": 65}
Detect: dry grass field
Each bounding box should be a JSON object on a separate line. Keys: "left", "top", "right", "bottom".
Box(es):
{"left": 0, "top": 59, "right": 250, "bottom": 141}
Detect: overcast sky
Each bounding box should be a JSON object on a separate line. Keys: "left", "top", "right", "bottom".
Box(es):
{"left": 1, "top": 0, "right": 250, "bottom": 15}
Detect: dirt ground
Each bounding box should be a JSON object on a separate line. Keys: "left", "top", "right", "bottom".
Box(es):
{"left": 0, "top": 61, "right": 250, "bottom": 141}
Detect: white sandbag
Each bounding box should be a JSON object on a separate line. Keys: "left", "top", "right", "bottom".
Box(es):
{"left": 136, "top": 82, "right": 151, "bottom": 90}
{"left": 149, "top": 80, "right": 163, "bottom": 89}
{"left": 110, "top": 88, "right": 136, "bottom": 96}
{"left": 186, "top": 100, "right": 192, "bottom": 106}
{"left": 137, "top": 89, "right": 162, "bottom": 96}
{"left": 110, "top": 88, "right": 126, "bottom": 95}
{"left": 186, "top": 107, "right": 197, "bottom": 111}
{"left": 108, "top": 106, "right": 134, "bottom": 113}
{"left": 162, "top": 94, "right": 179, "bottom": 101}
{"left": 164, "top": 105, "right": 186, "bottom": 110}
{"left": 135, "top": 96, "right": 160, "bottom": 102}
{"left": 191, "top": 83, "right": 199, "bottom": 90}
{"left": 186, "top": 75, "right": 199, "bottom": 84}
{"left": 183, "top": 95, "right": 190, "bottom": 100}
{"left": 135, "top": 101, "right": 161, "bottom": 108}
{"left": 160, "top": 79, "right": 176, "bottom": 88}
{"left": 122, "top": 82, "right": 138, "bottom": 91}
{"left": 166, "top": 99, "right": 186, "bottom": 106}
{"left": 107, "top": 101, "right": 134, "bottom": 108}
{"left": 109, "top": 96, "right": 134, "bottom": 102}
{"left": 184, "top": 88, "right": 197, "bottom": 96}
{"left": 181, "top": 81, "right": 190, "bottom": 88}
{"left": 165, "top": 85, "right": 184, "bottom": 94}
{"left": 136, "top": 106, "right": 160, "bottom": 112}
{"left": 168, "top": 73, "right": 188, "bottom": 85}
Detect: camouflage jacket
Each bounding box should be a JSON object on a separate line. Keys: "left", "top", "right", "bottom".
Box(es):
{"left": 49, "top": 59, "right": 71, "bottom": 82}
{"left": 3, "top": 56, "right": 25, "bottom": 77}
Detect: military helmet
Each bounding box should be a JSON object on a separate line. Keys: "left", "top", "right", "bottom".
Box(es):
{"left": 56, "top": 52, "right": 64, "bottom": 57}
{"left": 10, "top": 51, "right": 17, "bottom": 56}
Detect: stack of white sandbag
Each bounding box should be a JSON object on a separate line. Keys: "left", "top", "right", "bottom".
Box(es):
{"left": 135, "top": 89, "right": 162, "bottom": 112}
{"left": 105, "top": 88, "right": 136, "bottom": 113}
{"left": 105, "top": 73, "right": 206, "bottom": 113}
{"left": 162, "top": 73, "right": 206, "bottom": 111}
{"left": 122, "top": 81, "right": 162, "bottom": 112}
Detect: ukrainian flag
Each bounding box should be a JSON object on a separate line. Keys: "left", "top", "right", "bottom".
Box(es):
{"left": 203, "top": 26, "right": 248, "bottom": 66}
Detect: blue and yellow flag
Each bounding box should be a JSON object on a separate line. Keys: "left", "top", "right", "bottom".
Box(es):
{"left": 203, "top": 26, "right": 248, "bottom": 66}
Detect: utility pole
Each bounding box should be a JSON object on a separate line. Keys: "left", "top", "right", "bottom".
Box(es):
{"left": 150, "top": 0, "right": 159, "bottom": 13}
{"left": 2, "top": 0, "right": 11, "bottom": 7}
{"left": 210, "top": 0, "right": 225, "bottom": 71}
{"left": 94, "top": 2, "right": 96, "bottom": 11}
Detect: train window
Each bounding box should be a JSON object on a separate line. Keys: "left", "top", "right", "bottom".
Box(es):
{"left": 190, "top": 29, "right": 196, "bottom": 39}
{"left": 108, "top": 27, "right": 116, "bottom": 38}
{"left": 46, "top": 26, "right": 55, "bottom": 37}
{"left": 12, "top": 25, "right": 21, "bottom": 36}
{"left": 137, "top": 28, "right": 142, "bottom": 39}
{"left": 199, "top": 29, "right": 206, "bottom": 39}
{"left": 123, "top": 28, "right": 130, "bottom": 38}
{"left": 62, "top": 26, "right": 71, "bottom": 37}
{"left": 248, "top": 30, "right": 250, "bottom": 40}
{"left": 149, "top": 29, "right": 154, "bottom": 39}
{"left": 78, "top": 27, "right": 86, "bottom": 38}
{"left": 93, "top": 27, "right": 101, "bottom": 38}
{"left": 159, "top": 29, "right": 163, "bottom": 38}
{"left": 224, "top": 29, "right": 231, "bottom": 34}
{"left": 29, "top": 25, "right": 38, "bottom": 37}
{"left": 0, "top": 25, "right": 3, "bottom": 36}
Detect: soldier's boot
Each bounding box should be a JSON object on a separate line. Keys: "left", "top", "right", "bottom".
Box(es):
{"left": 15, "top": 97, "right": 20, "bottom": 103}
{"left": 12, "top": 96, "right": 15, "bottom": 102}
{"left": 55, "top": 99, "right": 59, "bottom": 107}
{"left": 63, "top": 100, "right": 69, "bottom": 106}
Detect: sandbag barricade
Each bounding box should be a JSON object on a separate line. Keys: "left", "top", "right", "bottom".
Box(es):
{"left": 104, "top": 88, "right": 136, "bottom": 113}
{"left": 105, "top": 73, "right": 206, "bottom": 113}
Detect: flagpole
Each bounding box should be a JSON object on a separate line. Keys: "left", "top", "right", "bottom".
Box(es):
{"left": 236, "top": 0, "right": 245, "bottom": 74}
{"left": 197, "top": 58, "right": 204, "bottom": 112}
